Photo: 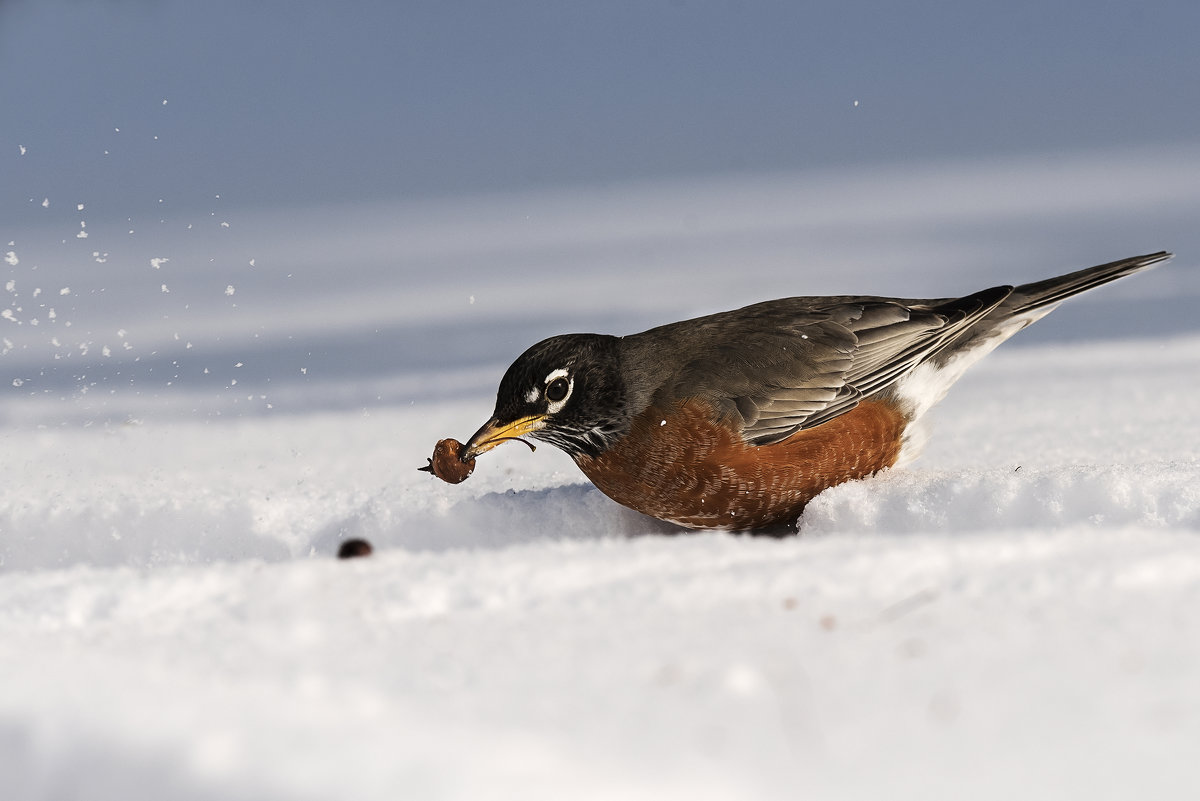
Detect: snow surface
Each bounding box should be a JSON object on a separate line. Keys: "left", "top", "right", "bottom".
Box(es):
{"left": 3, "top": 147, "right": 1200, "bottom": 800}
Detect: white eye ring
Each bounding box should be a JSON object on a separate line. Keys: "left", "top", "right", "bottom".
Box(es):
{"left": 543, "top": 367, "right": 573, "bottom": 414}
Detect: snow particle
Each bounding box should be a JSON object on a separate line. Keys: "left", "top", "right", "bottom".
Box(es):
{"left": 724, "top": 664, "right": 764, "bottom": 696}
{"left": 224, "top": 285, "right": 236, "bottom": 296}
{"left": 3, "top": 251, "right": 17, "bottom": 266}
{"left": 150, "top": 257, "right": 169, "bottom": 270}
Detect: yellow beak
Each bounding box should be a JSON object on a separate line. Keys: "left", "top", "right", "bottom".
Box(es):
{"left": 461, "top": 414, "right": 544, "bottom": 460}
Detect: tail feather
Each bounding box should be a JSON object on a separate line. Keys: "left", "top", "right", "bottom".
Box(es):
{"left": 1006, "top": 251, "right": 1172, "bottom": 315}
{"left": 928, "top": 251, "right": 1172, "bottom": 369}
{"left": 894, "top": 250, "right": 1171, "bottom": 462}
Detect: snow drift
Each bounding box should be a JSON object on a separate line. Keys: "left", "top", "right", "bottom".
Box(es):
{"left": 3, "top": 147, "right": 1200, "bottom": 800}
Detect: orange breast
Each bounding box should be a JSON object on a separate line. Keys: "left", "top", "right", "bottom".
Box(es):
{"left": 574, "top": 398, "right": 908, "bottom": 529}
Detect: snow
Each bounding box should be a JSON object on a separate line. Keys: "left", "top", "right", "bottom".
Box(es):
{"left": 3, "top": 146, "right": 1200, "bottom": 800}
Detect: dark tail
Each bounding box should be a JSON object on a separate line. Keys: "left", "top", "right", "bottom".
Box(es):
{"left": 932, "top": 251, "right": 1172, "bottom": 365}
{"left": 1005, "top": 251, "right": 1172, "bottom": 316}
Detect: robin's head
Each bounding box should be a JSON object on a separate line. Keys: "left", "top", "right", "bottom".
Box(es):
{"left": 462, "top": 333, "right": 627, "bottom": 460}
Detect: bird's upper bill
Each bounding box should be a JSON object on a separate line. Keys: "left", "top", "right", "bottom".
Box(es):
{"left": 461, "top": 414, "right": 544, "bottom": 461}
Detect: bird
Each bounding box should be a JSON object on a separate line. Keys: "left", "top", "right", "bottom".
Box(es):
{"left": 459, "top": 252, "right": 1171, "bottom": 531}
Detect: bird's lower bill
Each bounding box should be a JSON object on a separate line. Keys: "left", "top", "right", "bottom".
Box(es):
{"left": 462, "top": 415, "right": 545, "bottom": 460}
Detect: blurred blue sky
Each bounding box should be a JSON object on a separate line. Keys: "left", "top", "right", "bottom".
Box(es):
{"left": 3, "top": 0, "right": 1198, "bottom": 219}
{"left": 3, "top": 1, "right": 1200, "bottom": 421}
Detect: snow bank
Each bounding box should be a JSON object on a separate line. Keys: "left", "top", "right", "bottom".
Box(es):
{"left": 3, "top": 527, "right": 1198, "bottom": 801}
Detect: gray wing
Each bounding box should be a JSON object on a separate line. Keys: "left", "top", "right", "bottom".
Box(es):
{"left": 661, "top": 286, "right": 1012, "bottom": 445}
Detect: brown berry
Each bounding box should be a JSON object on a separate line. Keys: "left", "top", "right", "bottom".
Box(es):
{"left": 337, "top": 538, "right": 373, "bottom": 559}
{"left": 419, "top": 437, "right": 476, "bottom": 484}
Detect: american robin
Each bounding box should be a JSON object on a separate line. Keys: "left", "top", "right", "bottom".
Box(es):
{"left": 460, "top": 252, "right": 1171, "bottom": 530}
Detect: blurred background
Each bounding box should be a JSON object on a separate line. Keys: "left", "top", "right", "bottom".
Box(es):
{"left": 3, "top": 0, "right": 1199, "bottom": 424}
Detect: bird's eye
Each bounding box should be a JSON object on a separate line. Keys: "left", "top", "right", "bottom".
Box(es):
{"left": 545, "top": 377, "right": 570, "bottom": 403}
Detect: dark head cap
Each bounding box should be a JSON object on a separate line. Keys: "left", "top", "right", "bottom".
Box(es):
{"left": 463, "top": 333, "right": 626, "bottom": 460}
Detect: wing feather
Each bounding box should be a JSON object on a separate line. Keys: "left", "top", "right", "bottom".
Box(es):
{"left": 639, "top": 286, "right": 1012, "bottom": 445}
